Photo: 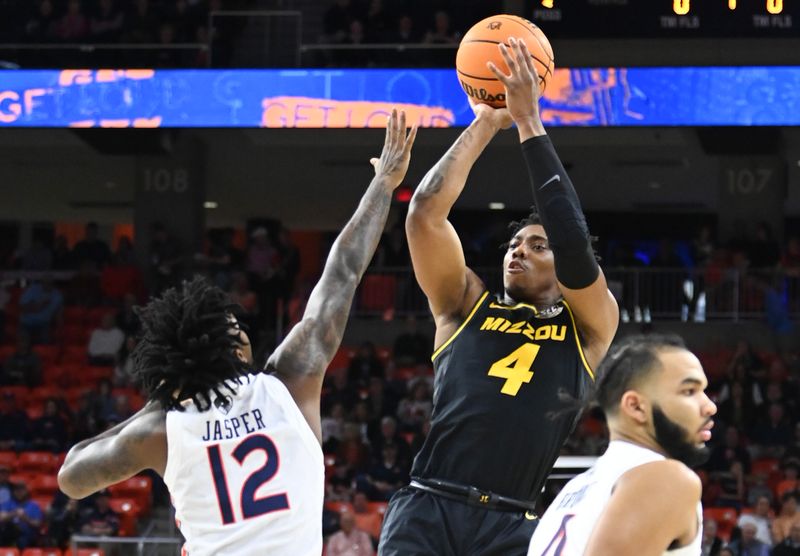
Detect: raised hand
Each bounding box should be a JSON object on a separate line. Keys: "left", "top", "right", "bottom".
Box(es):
{"left": 370, "top": 109, "right": 418, "bottom": 189}
{"left": 486, "top": 37, "right": 543, "bottom": 133}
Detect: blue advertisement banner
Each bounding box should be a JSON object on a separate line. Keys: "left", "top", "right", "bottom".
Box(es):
{"left": 0, "top": 67, "right": 798, "bottom": 128}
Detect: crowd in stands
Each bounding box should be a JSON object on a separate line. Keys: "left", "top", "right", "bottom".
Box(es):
{"left": 0, "top": 217, "right": 798, "bottom": 552}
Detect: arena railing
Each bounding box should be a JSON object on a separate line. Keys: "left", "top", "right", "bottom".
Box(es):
{"left": 69, "top": 534, "right": 182, "bottom": 556}
{"left": 0, "top": 43, "right": 208, "bottom": 69}
{"left": 353, "top": 267, "right": 800, "bottom": 322}
{"left": 299, "top": 43, "right": 457, "bottom": 68}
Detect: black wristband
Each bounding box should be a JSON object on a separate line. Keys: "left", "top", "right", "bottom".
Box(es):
{"left": 521, "top": 135, "right": 599, "bottom": 290}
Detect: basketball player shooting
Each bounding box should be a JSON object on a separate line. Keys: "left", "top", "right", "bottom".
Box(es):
{"left": 378, "top": 38, "right": 618, "bottom": 555}
{"left": 57, "top": 110, "right": 417, "bottom": 556}
{"left": 527, "top": 334, "right": 717, "bottom": 556}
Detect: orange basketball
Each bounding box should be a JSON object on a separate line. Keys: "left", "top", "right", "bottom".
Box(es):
{"left": 456, "top": 14, "right": 555, "bottom": 108}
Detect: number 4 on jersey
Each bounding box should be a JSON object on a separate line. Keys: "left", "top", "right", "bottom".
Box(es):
{"left": 487, "top": 343, "right": 540, "bottom": 396}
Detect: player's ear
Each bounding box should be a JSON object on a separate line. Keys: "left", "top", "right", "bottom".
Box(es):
{"left": 619, "top": 390, "right": 648, "bottom": 424}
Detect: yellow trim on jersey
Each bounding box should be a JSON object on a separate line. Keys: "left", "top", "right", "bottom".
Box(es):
{"left": 431, "top": 291, "right": 490, "bottom": 362}
{"left": 561, "top": 300, "right": 595, "bottom": 381}
{"left": 488, "top": 300, "right": 539, "bottom": 314}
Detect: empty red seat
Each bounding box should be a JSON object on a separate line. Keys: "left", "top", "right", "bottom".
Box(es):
{"left": 0, "top": 548, "right": 20, "bottom": 556}
{"left": 61, "top": 345, "right": 87, "bottom": 365}
{"left": 703, "top": 507, "right": 738, "bottom": 541}
{"left": 752, "top": 458, "right": 779, "bottom": 476}
{"left": 0, "top": 452, "right": 17, "bottom": 471}
{"left": 60, "top": 323, "right": 90, "bottom": 346}
{"left": 108, "top": 498, "right": 139, "bottom": 537}
{"left": 64, "top": 550, "right": 104, "bottom": 556}
{"left": 108, "top": 476, "right": 152, "bottom": 515}
{"left": 23, "top": 548, "right": 63, "bottom": 556}
{"left": 30, "top": 386, "right": 62, "bottom": 405}
{"left": 0, "top": 345, "right": 15, "bottom": 363}
{"left": 63, "top": 306, "right": 88, "bottom": 325}
{"left": 18, "top": 452, "right": 59, "bottom": 474}
{"left": 32, "top": 345, "right": 60, "bottom": 367}
{"left": 0, "top": 386, "right": 29, "bottom": 402}
{"left": 325, "top": 501, "right": 354, "bottom": 514}
{"left": 358, "top": 274, "right": 396, "bottom": 313}
{"left": 30, "top": 474, "right": 59, "bottom": 498}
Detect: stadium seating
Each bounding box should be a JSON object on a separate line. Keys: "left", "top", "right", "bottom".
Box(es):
{"left": 0, "top": 451, "right": 17, "bottom": 470}
{"left": 0, "top": 549, "right": 20, "bottom": 556}
{"left": 22, "top": 549, "right": 63, "bottom": 556}
{"left": 30, "top": 474, "right": 59, "bottom": 498}
{"left": 108, "top": 476, "right": 152, "bottom": 516}
{"left": 703, "top": 507, "right": 738, "bottom": 541}
{"left": 109, "top": 498, "right": 140, "bottom": 537}
{"left": 63, "top": 550, "right": 104, "bottom": 556}
{"left": 17, "top": 451, "right": 59, "bottom": 474}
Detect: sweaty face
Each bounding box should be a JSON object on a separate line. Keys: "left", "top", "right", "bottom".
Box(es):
{"left": 502, "top": 224, "right": 557, "bottom": 301}
{"left": 647, "top": 349, "right": 717, "bottom": 467}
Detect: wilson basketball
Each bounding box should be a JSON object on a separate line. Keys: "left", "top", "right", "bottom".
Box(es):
{"left": 456, "top": 15, "right": 555, "bottom": 108}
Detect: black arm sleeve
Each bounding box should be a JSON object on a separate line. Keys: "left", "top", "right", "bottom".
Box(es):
{"left": 521, "top": 135, "right": 599, "bottom": 290}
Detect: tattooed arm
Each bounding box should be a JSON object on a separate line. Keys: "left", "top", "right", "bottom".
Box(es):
{"left": 58, "top": 401, "right": 166, "bottom": 499}
{"left": 406, "top": 105, "right": 511, "bottom": 347}
{"left": 268, "top": 110, "right": 416, "bottom": 441}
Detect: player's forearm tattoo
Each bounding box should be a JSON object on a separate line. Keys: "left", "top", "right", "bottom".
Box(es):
{"left": 414, "top": 127, "right": 474, "bottom": 200}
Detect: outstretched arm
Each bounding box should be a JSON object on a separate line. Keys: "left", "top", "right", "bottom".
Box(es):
{"left": 489, "top": 38, "right": 618, "bottom": 369}
{"left": 406, "top": 105, "right": 510, "bottom": 342}
{"left": 58, "top": 401, "right": 166, "bottom": 499}
{"left": 268, "top": 109, "right": 417, "bottom": 440}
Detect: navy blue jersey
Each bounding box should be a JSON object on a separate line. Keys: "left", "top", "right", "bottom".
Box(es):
{"left": 410, "top": 292, "right": 594, "bottom": 500}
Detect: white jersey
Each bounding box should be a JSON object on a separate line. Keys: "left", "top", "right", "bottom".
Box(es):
{"left": 163, "top": 373, "right": 324, "bottom": 556}
{"left": 528, "top": 441, "right": 702, "bottom": 556}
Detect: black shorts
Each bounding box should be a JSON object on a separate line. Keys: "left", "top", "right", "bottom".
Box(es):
{"left": 378, "top": 486, "right": 539, "bottom": 556}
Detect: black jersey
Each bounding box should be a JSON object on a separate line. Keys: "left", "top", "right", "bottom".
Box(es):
{"left": 410, "top": 291, "right": 595, "bottom": 501}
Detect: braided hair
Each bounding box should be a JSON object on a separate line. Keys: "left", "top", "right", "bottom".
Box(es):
{"left": 131, "top": 276, "right": 250, "bottom": 411}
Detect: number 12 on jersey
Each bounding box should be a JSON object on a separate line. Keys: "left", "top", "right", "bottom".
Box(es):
{"left": 207, "top": 434, "right": 289, "bottom": 525}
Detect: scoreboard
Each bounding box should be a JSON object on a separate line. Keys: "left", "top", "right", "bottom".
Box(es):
{"left": 526, "top": 0, "right": 796, "bottom": 37}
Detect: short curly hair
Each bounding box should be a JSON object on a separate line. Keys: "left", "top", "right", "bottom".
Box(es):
{"left": 131, "top": 276, "right": 250, "bottom": 412}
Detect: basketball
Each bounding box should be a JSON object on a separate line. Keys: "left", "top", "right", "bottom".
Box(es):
{"left": 456, "top": 14, "right": 555, "bottom": 108}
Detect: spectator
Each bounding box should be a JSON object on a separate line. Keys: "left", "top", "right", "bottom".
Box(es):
{"left": 228, "top": 271, "right": 259, "bottom": 332}
{"left": 79, "top": 490, "right": 119, "bottom": 537}
{"left": 30, "top": 398, "right": 68, "bottom": 453}
{"left": 388, "top": 14, "right": 419, "bottom": 44}
{"left": 771, "top": 523, "right": 800, "bottom": 556}
{"left": 0, "top": 283, "right": 8, "bottom": 344}
{"left": 364, "top": 0, "right": 391, "bottom": 43}
{"left": 749, "top": 221, "right": 781, "bottom": 270}
{"left": 773, "top": 493, "right": 800, "bottom": 545}
{"left": 323, "top": 0, "right": 360, "bottom": 43}
{"left": 689, "top": 224, "right": 715, "bottom": 321}
{"left": 87, "top": 312, "right": 125, "bottom": 366}
{"left": 0, "top": 483, "right": 43, "bottom": 548}
{"left": 708, "top": 426, "right": 752, "bottom": 474}
{"left": 392, "top": 314, "right": 430, "bottom": 368}
{"left": 115, "top": 292, "right": 141, "bottom": 336}
{"left": 0, "top": 466, "right": 11, "bottom": 506}
{"left": 326, "top": 510, "right": 374, "bottom": 556}
{"left": 123, "top": 0, "right": 159, "bottom": 43}
{"left": 57, "top": 0, "right": 90, "bottom": 40}
{"left": 19, "top": 276, "right": 63, "bottom": 344}
{"left": 737, "top": 496, "right": 774, "bottom": 547}
{"left": 322, "top": 401, "right": 346, "bottom": 454}
{"left": 72, "top": 222, "right": 111, "bottom": 269}
{"left": 717, "top": 380, "right": 758, "bottom": 431}
{"left": 365, "top": 377, "right": 399, "bottom": 425}
{"left": 727, "top": 521, "right": 769, "bottom": 556}
{"left": 351, "top": 491, "right": 382, "bottom": 542}
{"left": 701, "top": 517, "right": 723, "bottom": 556}
{"left": 18, "top": 237, "right": 53, "bottom": 271}
{"left": 370, "top": 416, "right": 411, "bottom": 469}
{"left": 92, "top": 379, "right": 117, "bottom": 426}
{"left": 246, "top": 226, "right": 278, "bottom": 323}
{"left": 148, "top": 222, "right": 183, "bottom": 293}
{"left": 112, "top": 335, "right": 137, "bottom": 387}
{"left": 423, "top": 10, "right": 459, "bottom": 44}
{"left": 25, "top": 0, "right": 58, "bottom": 42}
{"left": 65, "top": 260, "right": 103, "bottom": 306}
{"left": 396, "top": 381, "right": 432, "bottom": 431}
{"left": 46, "top": 491, "right": 84, "bottom": 548}
{"left": 347, "top": 341, "right": 385, "bottom": 386}
{"left": 101, "top": 237, "right": 144, "bottom": 302}
{"left": 360, "top": 444, "right": 405, "bottom": 502}
{"left": 52, "top": 235, "right": 74, "bottom": 270}
{"left": 1, "top": 331, "right": 42, "bottom": 387}
{"left": 751, "top": 403, "right": 793, "bottom": 459}
{"left": 153, "top": 22, "right": 182, "bottom": 67}
{"left": 274, "top": 225, "right": 300, "bottom": 323}
{"left": 0, "top": 393, "right": 29, "bottom": 451}
{"left": 747, "top": 472, "right": 775, "bottom": 507}
{"left": 90, "top": 0, "right": 124, "bottom": 42}
{"left": 712, "top": 460, "right": 746, "bottom": 511}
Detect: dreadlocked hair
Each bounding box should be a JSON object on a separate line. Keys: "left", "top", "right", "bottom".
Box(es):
{"left": 547, "top": 333, "right": 687, "bottom": 420}
{"left": 502, "top": 206, "right": 600, "bottom": 261}
{"left": 131, "top": 276, "right": 249, "bottom": 412}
